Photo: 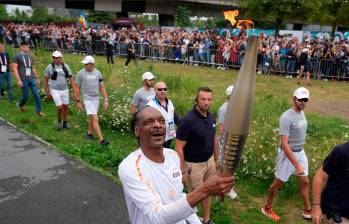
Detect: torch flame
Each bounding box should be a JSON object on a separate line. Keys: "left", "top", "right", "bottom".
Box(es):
{"left": 236, "top": 20, "right": 254, "bottom": 29}
{"left": 223, "top": 10, "right": 255, "bottom": 30}
{"left": 224, "top": 10, "right": 240, "bottom": 26}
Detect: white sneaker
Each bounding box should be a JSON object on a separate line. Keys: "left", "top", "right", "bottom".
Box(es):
{"left": 227, "top": 188, "right": 238, "bottom": 199}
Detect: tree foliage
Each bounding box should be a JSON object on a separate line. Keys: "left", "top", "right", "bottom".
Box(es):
{"left": 305, "top": 0, "right": 349, "bottom": 34}
{"left": 214, "top": 18, "right": 228, "bottom": 28}
{"left": 87, "top": 10, "right": 115, "bottom": 24}
{"left": 240, "top": 0, "right": 304, "bottom": 36}
{"left": 135, "top": 14, "right": 159, "bottom": 27}
{"left": 241, "top": 0, "right": 349, "bottom": 35}
{"left": 31, "top": 6, "right": 49, "bottom": 23}
{"left": 12, "top": 8, "right": 30, "bottom": 22}
{"left": 0, "top": 5, "right": 74, "bottom": 23}
{"left": 175, "top": 6, "right": 191, "bottom": 27}
{"left": 0, "top": 4, "right": 8, "bottom": 20}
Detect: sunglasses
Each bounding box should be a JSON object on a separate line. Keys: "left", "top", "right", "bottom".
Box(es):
{"left": 157, "top": 88, "right": 167, "bottom": 92}
{"left": 296, "top": 98, "right": 308, "bottom": 102}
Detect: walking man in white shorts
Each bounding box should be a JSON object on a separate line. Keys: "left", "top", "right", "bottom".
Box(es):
{"left": 261, "top": 87, "right": 312, "bottom": 222}
{"left": 75, "top": 55, "right": 110, "bottom": 146}
{"left": 44, "top": 51, "right": 76, "bottom": 130}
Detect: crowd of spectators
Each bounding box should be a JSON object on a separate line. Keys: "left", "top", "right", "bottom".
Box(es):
{"left": 1, "top": 22, "right": 349, "bottom": 79}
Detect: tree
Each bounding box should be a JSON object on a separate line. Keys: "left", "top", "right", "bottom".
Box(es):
{"left": 240, "top": 0, "right": 304, "bottom": 36}
{"left": 305, "top": 0, "right": 349, "bottom": 35}
{"left": 0, "top": 4, "right": 8, "bottom": 20}
{"left": 31, "top": 6, "right": 49, "bottom": 23}
{"left": 214, "top": 18, "right": 228, "bottom": 28}
{"left": 192, "top": 18, "right": 205, "bottom": 28}
{"left": 13, "top": 8, "right": 30, "bottom": 22}
{"left": 135, "top": 14, "right": 158, "bottom": 27}
{"left": 87, "top": 10, "right": 114, "bottom": 24}
{"left": 175, "top": 6, "right": 191, "bottom": 27}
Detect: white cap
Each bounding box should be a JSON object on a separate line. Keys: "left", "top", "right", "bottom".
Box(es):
{"left": 225, "top": 85, "right": 234, "bottom": 96}
{"left": 142, "top": 72, "right": 155, "bottom": 81}
{"left": 52, "top": 51, "right": 63, "bottom": 58}
{"left": 293, "top": 87, "right": 309, "bottom": 99}
{"left": 81, "top": 55, "right": 95, "bottom": 64}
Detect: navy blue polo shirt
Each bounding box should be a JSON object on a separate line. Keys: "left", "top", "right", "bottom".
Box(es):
{"left": 176, "top": 106, "right": 216, "bottom": 163}
{"left": 321, "top": 141, "right": 349, "bottom": 219}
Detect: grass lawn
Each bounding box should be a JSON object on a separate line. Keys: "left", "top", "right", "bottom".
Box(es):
{"left": 1, "top": 48, "right": 348, "bottom": 223}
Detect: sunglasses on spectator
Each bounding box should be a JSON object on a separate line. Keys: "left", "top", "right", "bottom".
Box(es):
{"left": 296, "top": 98, "right": 308, "bottom": 102}
{"left": 157, "top": 88, "right": 167, "bottom": 92}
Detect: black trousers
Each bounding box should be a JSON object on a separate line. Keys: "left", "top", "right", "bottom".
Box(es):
{"left": 125, "top": 54, "right": 136, "bottom": 66}
{"left": 106, "top": 52, "right": 114, "bottom": 63}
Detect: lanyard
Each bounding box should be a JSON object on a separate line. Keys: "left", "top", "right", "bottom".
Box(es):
{"left": 22, "top": 54, "right": 31, "bottom": 67}
{"left": 0, "top": 53, "right": 7, "bottom": 65}
{"left": 153, "top": 97, "right": 168, "bottom": 112}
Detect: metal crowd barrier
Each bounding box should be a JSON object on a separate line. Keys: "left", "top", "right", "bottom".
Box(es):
{"left": 39, "top": 39, "right": 349, "bottom": 80}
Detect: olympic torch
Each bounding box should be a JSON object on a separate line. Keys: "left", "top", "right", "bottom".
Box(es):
{"left": 218, "top": 35, "right": 259, "bottom": 201}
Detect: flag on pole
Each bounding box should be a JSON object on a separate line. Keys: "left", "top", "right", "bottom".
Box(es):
{"left": 79, "top": 12, "right": 89, "bottom": 29}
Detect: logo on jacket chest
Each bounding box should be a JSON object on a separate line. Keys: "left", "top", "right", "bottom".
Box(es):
{"left": 172, "top": 170, "right": 181, "bottom": 179}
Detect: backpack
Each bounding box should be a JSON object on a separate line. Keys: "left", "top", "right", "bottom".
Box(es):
{"left": 51, "top": 63, "right": 69, "bottom": 80}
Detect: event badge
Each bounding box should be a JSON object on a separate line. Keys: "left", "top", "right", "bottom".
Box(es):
{"left": 25, "top": 68, "right": 31, "bottom": 77}
{"left": 1, "top": 65, "right": 7, "bottom": 73}
{"left": 0, "top": 55, "right": 7, "bottom": 72}
{"left": 168, "top": 121, "right": 176, "bottom": 137}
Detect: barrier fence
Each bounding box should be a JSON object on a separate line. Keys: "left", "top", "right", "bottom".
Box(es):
{"left": 34, "top": 38, "right": 349, "bottom": 80}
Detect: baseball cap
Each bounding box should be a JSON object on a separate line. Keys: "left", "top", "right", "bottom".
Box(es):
{"left": 225, "top": 85, "right": 234, "bottom": 96}
{"left": 293, "top": 87, "right": 309, "bottom": 99}
{"left": 52, "top": 51, "right": 63, "bottom": 58}
{"left": 142, "top": 72, "right": 155, "bottom": 81}
{"left": 81, "top": 55, "right": 95, "bottom": 64}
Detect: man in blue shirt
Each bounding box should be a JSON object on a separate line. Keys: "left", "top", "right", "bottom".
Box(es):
{"left": 176, "top": 87, "right": 219, "bottom": 224}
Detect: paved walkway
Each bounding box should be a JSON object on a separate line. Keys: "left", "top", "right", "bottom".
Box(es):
{"left": 0, "top": 119, "right": 129, "bottom": 224}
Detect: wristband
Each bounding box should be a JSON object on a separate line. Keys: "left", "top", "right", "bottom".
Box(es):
{"left": 76, "top": 99, "right": 80, "bottom": 103}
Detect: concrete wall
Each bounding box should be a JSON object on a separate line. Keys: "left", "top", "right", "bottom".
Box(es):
{"left": 95, "top": 0, "right": 121, "bottom": 12}
{"left": 31, "top": 0, "right": 65, "bottom": 8}
{"left": 145, "top": 0, "right": 236, "bottom": 17}
{"left": 180, "top": 0, "right": 239, "bottom": 6}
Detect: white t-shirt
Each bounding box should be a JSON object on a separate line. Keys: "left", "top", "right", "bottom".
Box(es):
{"left": 118, "top": 148, "right": 201, "bottom": 224}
